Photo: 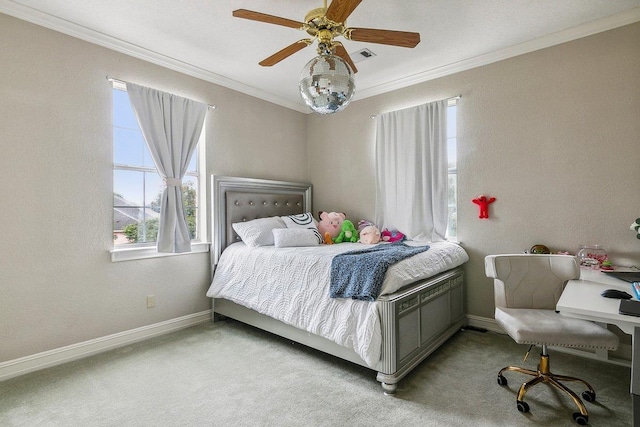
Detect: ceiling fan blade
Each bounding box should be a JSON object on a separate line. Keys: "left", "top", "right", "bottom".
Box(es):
{"left": 325, "top": 0, "right": 363, "bottom": 23}
{"left": 347, "top": 27, "right": 421, "bottom": 48}
{"left": 233, "top": 9, "right": 304, "bottom": 29}
{"left": 259, "top": 39, "right": 312, "bottom": 67}
{"left": 333, "top": 43, "right": 358, "bottom": 73}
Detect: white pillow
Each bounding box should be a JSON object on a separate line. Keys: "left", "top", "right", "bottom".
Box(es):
{"left": 232, "top": 216, "right": 286, "bottom": 247}
{"left": 281, "top": 212, "right": 323, "bottom": 244}
{"left": 273, "top": 228, "right": 321, "bottom": 248}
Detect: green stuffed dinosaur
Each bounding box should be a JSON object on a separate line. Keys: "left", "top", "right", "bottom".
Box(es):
{"left": 333, "top": 219, "right": 359, "bottom": 243}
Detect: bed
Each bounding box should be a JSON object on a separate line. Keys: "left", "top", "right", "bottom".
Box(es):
{"left": 207, "top": 175, "right": 469, "bottom": 393}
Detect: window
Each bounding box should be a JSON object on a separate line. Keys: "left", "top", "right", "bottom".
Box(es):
{"left": 446, "top": 103, "right": 457, "bottom": 239}
{"left": 112, "top": 85, "right": 201, "bottom": 250}
{"left": 375, "top": 99, "right": 452, "bottom": 241}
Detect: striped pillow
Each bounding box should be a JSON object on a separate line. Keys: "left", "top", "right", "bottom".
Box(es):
{"left": 281, "top": 212, "right": 323, "bottom": 244}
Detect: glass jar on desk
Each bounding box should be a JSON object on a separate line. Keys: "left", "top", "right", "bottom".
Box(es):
{"left": 577, "top": 245, "right": 607, "bottom": 268}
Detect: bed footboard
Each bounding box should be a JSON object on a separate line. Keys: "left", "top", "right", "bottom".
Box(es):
{"left": 376, "top": 267, "right": 465, "bottom": 394}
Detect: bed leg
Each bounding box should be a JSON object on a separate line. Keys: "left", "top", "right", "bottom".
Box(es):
{"left": 381, "top": 382, "right": 397, "bottom": 395}
{"left": 213, "top": 312, "right": 226, "bottom": 322}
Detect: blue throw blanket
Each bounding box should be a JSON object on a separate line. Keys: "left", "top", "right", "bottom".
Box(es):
{"left": 330, "top": 242, "right": 430, "bottom": 301}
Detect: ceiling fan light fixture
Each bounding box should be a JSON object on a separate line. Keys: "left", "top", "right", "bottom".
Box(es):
{"left": 233, "top": 1, "right": 419, "bottom": 113}
{"left": 299, "top": 54, "right": 355, "bottom": 114}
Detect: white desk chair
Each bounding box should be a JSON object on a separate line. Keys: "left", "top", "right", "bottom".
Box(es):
{"left": 485, "top": 254, "right": 619, "bottom": 425}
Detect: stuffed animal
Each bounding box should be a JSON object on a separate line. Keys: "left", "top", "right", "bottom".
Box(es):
{"left": 323, "top": 232, "right": 334, "bottom": 245}
{"left": 317, "top": 211, "right": 345, "bottom": 240}
{"left": 381, "top": 229, "right": 405, "bottom": 243}
{"left": 631, "top": 218, "right": 640, "bottom": 239}
{"left": 357, "top": 219, "right": 376, "bottom": 233}
{"left": 334, "top": 219, "right": 359, "bottom": 243}
{"left": 359, "top": 225, "right": 381, "bottom": 244}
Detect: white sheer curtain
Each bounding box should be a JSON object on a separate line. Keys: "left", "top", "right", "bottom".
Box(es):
{"left": 126, "top": 82, "right": 207, "bottom": 253}
{"left": 374, "top": 99, "right": 448, "bottom": 242}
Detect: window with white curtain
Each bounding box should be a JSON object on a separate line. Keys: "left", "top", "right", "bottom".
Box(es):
{"left": 111, "top": 85, "right": 202, "bottom": 249}
{"left": 446, "top": 103, "right": 457, "bottom": 239}
{"left": 374, "top": 98, "right": 454, "bottom": 242}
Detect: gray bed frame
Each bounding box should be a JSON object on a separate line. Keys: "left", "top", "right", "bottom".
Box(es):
{"left": 210, "top": 175, "right": 466, "bottom": 394}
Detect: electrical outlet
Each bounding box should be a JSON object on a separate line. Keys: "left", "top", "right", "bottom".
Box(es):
{"left": 147, "top": 295, "right": 156, "bottom": 308}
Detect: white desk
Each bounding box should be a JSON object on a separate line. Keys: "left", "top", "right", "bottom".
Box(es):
{"left": 556, "top": 270, "right": 640, "bottom": 426}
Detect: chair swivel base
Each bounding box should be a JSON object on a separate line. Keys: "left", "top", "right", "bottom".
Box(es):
{"left": 497, "top": 352, "right": 595, "bottom": 425}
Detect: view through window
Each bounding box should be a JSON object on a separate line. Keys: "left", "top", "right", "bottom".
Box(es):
{"left": 112, "top": 87, "right": 199, "bottom": 246}
{"left": 447, "top": 104, "right": 457, "bottom": 239}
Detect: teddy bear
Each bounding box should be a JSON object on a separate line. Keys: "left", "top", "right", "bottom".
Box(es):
{"left": 333, "top": 219, "right": 359, "bottom": 243}
{"left": 359, "top": 225, "right": 381, "bottom": 244}
{"left": 317, "top": 211, "right": 346, "bottom": 242}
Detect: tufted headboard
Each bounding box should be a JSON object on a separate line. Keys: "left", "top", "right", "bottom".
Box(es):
{"left": 211, "top": 175, "right": 312, "bottom": 265}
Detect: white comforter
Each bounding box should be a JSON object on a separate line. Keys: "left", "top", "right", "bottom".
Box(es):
{"left": 207, "top": 241, "right": 468, "bottom": 367}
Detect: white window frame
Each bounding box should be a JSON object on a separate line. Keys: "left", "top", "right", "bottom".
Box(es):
{"left": 109, "top": 81, "right": 208, "bottom": 262}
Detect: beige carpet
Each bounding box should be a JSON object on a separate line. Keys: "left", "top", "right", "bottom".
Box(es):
{"left": 0, "top": 319, "right": 632, "bottom": 426}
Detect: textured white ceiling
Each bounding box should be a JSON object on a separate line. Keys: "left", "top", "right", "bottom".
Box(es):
{"left": 2, "top": 0, "right": 640, "bottom": 113}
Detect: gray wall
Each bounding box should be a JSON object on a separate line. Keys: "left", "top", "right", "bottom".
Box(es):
{"left": 0, "top": 14, "right": 306, "bottom": 362}
{"left": 308, "top": 22, "right": 640, "bottom": 320}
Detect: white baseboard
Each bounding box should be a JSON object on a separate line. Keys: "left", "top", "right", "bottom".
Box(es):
{"left": 1, "top": 311, "right": 630, "bottom": 382}
{"left": 465, "top": 314, "right": 503, "bottom": 333}
{"left": 0, "top": 310, "right": 212, "bottom": 382}
{"left": 465, "top": 314, "right": 631, "bottom": 368}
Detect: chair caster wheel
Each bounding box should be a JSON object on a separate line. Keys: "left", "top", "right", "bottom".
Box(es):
{"left": 516, "top": 400, "right": 530, "bottom": 413}
{"left": 572, "top": 412, "right": 588, "bottom": 425}
{"left": 581, "top": 390, "right": 596, "bottom": 403}
{"left": 497, "top": 375, "right": 507, "bottom": 386}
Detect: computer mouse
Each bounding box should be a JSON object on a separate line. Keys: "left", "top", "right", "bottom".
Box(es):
{"left": 600, "top": 289, "right": 633, "bottom": 299}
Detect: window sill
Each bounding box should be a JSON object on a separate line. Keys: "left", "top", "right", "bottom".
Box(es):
{"left": 110, "top": 242, "right": 210, "bottom": 262}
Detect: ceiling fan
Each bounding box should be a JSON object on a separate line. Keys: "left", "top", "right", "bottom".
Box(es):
{"left": 232, "top": 0, "right": 421, "bottom": 73}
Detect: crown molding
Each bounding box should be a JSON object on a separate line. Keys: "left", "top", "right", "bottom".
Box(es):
{"left": 2, "top": 1, "right": 639, "bottom": 113}
{"left": 0, "top": 0, "right": 310, "bottom": 113}
{"left": 355, "top": 6, "right": 640, "bottom": 101}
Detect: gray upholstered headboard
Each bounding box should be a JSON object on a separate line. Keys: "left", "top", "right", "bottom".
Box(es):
{"left": 211, "top": 175, "right": 312, "bottom": 265}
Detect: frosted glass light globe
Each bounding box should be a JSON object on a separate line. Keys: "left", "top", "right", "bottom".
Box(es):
{"left": 299, "top": 54, "right": 355, "bottom": 115}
